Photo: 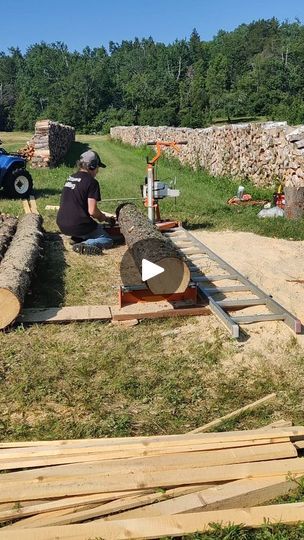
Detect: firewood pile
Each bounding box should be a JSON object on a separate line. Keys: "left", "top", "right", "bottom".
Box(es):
{"left": 16, "top": 144, "right": 35, "bottom": 161}
{"left": 28, "top": 119, "right": 75, "bottom": 168}
{"left": 0, "top": 213, "right": 43, "bottom": 330}
{"left": 1, "top": 424, "right": 304, "bottom": 538}
{"left": 110, "top": 123, "right": 304, "bottom": 189}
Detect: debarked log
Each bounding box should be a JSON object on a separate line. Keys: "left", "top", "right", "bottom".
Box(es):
{"left": 117, "top": 204, "right": 190, "bottom": 294}
{"left": 0, "top": 216, "right": 18, "bottom": 261}
{"left": 0, "top": 214, "right": 43, "bottom": 329}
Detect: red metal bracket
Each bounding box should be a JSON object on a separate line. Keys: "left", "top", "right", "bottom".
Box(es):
{"left": 155, "top": 220, "right": 181, "bottom": 232}
{"left": 119, "top": 284, "right": 198, "bottom": 308}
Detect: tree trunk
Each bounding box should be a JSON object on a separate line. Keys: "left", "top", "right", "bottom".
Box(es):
{"left": 117, "top": 204, "right": 190, "bottom": 295}
{"left": 0, "top": 216, "right": 18, "bottom": 262}
{"left": 284, "top": 186, "right": 304, "bottom": 219}
{"left": 0, "top": 214, "right": 43, "bottom": 329}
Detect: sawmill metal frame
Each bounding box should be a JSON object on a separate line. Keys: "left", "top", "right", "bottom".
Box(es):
{"left": 119, "top": 283, "right": 198, "bottom": 308}
{"left": 164, "top": 227, "right": 302, "bottom": 339}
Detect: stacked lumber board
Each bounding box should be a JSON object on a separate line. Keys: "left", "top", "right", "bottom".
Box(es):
{"left": 1, "top": 426, "right": 304, "bottom": 538}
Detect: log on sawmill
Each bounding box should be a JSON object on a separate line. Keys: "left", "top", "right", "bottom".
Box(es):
{"left": 0, "top": 214, "right": 43, "bottom": 329}
{"left": 0, "top": 215, "right": 18, "bottom": 261}
{"left": 117, "top": 203, "right": 190, "bottom": 295}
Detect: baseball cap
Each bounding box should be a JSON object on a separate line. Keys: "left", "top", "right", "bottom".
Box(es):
{"left": 80, "top": 150, "right": 106, "bottom": 169}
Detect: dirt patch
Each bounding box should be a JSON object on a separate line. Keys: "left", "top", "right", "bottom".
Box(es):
{"left": 192, "top": 230, "right": 304, "bottom": 349}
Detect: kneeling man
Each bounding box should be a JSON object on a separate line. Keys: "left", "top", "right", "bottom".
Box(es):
{"left": 57, "top": 150, "right": 115, "bottom": 255}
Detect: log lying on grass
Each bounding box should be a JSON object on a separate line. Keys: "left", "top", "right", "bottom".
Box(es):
{"left": 117, "top": 203, "right": 190, "bottom": 294}
{"left": 0, "top": 215, "right": 18, "bottom": 261}
{"left": 0, "top": 214, "right": 43, "bottom": 329}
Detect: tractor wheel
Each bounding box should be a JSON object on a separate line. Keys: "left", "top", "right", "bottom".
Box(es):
{"left": 4, "top": 169, "right": 33, "bottom": 199}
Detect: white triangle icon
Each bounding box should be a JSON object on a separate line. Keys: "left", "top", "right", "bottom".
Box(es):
{"left": 142, "top": 259, "right": 165, "bottom": 281}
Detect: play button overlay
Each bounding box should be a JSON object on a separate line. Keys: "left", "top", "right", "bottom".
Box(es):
{"left": 120, "top": 238, "right": 190, "bottom": 295}
{"left": 141, "top": 258, "right": 164, "bottom": 282}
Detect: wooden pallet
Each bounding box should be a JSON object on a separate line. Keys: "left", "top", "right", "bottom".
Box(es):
{"left": 164, "top": 227, "right": 302, "bottom": 338}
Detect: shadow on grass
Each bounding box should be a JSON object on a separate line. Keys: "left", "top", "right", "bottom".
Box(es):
{"left": 25, "top": 233, "right": 66, "bottom": 308}
{"left": 183, "top": 220, "right": 214, "bottom": 230}
{"left": 61, "top": 141, "right": 91, "bottom": 167}
{"left": 32, "top": 187, "right": 62, "bottom": 198}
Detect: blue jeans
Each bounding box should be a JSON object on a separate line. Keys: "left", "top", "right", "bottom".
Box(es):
{"left": 80, "top": 224, "right": 113, "bottom": 249}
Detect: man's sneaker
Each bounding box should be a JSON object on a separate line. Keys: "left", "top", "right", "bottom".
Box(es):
{"left": 72, "top": 243, "right": 103, "bottom": 255}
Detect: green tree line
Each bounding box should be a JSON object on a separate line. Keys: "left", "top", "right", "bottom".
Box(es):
{"left": 1, "top": 17, "right": 304, "bottom": 133}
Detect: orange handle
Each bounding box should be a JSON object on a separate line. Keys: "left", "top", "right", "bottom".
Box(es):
{"left": 147, "top": 140, "right": 187, "bottom": 165}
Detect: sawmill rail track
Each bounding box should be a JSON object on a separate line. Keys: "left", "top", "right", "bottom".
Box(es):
{"left": 164, "top": 227, "right": 302, "bottom": 338}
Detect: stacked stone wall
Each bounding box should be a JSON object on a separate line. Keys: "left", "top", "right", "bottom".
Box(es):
{"left": 111, "top": 122, "right": 304, "bottom": 188}
{"left": 29, "top": 120, "right": 75, "bottom": 168}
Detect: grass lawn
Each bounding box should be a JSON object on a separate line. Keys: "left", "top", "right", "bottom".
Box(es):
{"left": 1, "top": 132, "right": 304, "bottom": 538}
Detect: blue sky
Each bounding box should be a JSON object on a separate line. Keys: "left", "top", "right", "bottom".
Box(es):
{"left": 2, "top": 0, "right": 304, "bottom": 53}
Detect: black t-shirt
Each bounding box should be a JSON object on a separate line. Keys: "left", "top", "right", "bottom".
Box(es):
{"left": 56, "top": 171, "right": 101, "bottom": 236}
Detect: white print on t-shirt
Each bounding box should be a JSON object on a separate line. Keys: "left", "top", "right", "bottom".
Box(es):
{"left": 64, "top": 181, "right": 76, "bottom": 189}
{"left": 64, "top": 176, "right": 82, "bottom": 190}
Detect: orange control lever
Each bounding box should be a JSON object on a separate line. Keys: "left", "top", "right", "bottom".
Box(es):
{"left": 147, "top": 141, "right": 187, "bottom": 165}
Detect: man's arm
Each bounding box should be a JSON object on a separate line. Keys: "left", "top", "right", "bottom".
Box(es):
{"left": 88, "top": 198, "right": 115, "bottom": 223}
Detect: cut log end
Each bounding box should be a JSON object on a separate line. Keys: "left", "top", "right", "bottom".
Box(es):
{"left": 147, "top": 258, "right": 190, "bottom": 295}
{"left": 0, "top": 289, "right": 21, "bottom": 329}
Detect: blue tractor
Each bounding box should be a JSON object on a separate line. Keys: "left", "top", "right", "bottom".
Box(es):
{"left": 0, "top": 140, "right": 33, "bottom": 198}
